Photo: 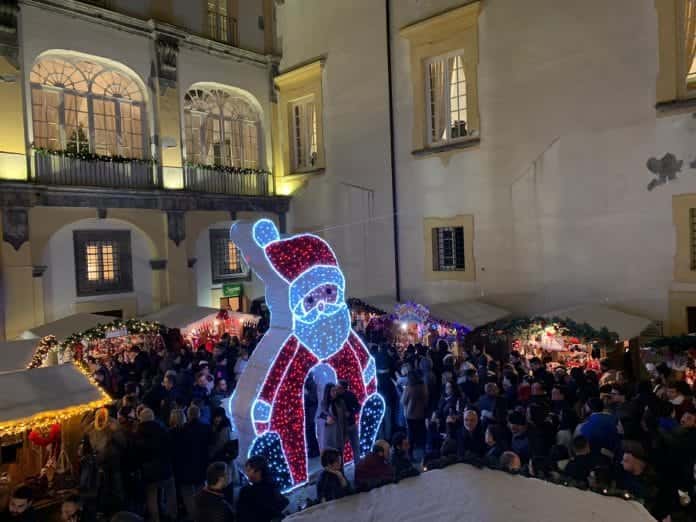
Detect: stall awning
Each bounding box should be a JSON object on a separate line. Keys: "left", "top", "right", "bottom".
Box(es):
{"left": 0, "top": 365, "right": 110, "bottom": 435}
{"left": 19, "top": 313, "right": 110, "bottom": 342}
{"left": 427, "top": 300, "right": 510, "bottom": 329}
{"left": 355, "top": 296, "right": 400, "bottom": 315}
{"left": 285, "top": 464, "right": 653, "bottom": 522}
{"left": 142, "top": 304, "right": 219, "bottom": 330}
{"left": 543, "top": 305, "right": 654, "bottom": 341}
{"left": 0, "top": 340, "right": 39, "bottom": 375}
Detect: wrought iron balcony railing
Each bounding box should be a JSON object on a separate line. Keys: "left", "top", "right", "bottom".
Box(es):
{"left": 183, "top": 164, "right": 274, "bottom": 196}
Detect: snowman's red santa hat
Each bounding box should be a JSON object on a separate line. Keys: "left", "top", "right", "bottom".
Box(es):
{"left": 252, "top": 219, "right": 346, "bottom": 312}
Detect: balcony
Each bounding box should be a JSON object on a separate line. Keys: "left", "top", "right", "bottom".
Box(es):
{"left": 183, "top": 164, "right": 274, "bottom": 196}
{"left": 33, "top": 152, "right": 157, "bottom": 190}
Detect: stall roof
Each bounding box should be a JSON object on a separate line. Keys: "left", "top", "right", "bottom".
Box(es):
{"left": 0, "top": 364, "right": 107, "bottom": 426}
{"left": 427, "top": 300, "right": 510, "bottom": 329}
{"left": 543, "top": 305, "right": 654, "bottom": 340}
{"left": 0, "top": 339, "right": 39, "bottom": 375}
{"left": 19, "top": 313, "right": 110, "bottom": 342}
{"left": 142, "top": 304, "right": 219, "bottom": 329}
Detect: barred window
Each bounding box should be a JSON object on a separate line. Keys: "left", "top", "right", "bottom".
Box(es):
{"left": 74, "top": 230, "right": 133, "bottom": 296}
{"left": 208, "top": 0, "right": 238, "bottom": 45}
{"left": 433, "top": 226, "right": 465, "bottom": 271}
{"left": 210, "top": 229, "right": 245, "bottom": 283}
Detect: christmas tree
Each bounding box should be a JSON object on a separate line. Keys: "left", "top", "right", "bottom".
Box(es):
{"left": 66, "top": 124, "right": 89, "bottom": 155}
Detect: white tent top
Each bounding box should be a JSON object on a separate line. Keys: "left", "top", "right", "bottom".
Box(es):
{"left": 286, "top": 464, "right": 654, "bottom": 522}
{"left": 427, "top": 300, "right": 510, "bottom": 329}
{"left": 19, "top": 313, "right": 110, "bottom": 342}
{"left": 355, "top": 297, "right": 509, "bottom": 329}
{"left": 0, "top": 339, "right": 39, "bottom": 375}
{"left": 142, "top": 304, "right": 259, "bottom": 330}
{"left": 544, "top": 305, "right": 654, "bottom": 341}
{"left": 0, "top": 364, "right": 107, "bottom": 425}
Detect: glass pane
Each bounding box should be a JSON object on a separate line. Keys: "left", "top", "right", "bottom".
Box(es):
{"left": 449, "top": 55, "right": 468, "bottom": 139}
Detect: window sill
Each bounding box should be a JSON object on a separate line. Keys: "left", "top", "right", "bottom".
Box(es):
{"left": 412, "top": 138, "right": 480, "bottom": 157}
{"left": 286, "top": 167, "right": 325, "bottom": 178}
{"left": 655, "top": 97, "right": 696, "bottom": 116}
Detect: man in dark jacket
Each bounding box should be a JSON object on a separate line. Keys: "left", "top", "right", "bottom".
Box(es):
{"left": 136, "top": 408, "right": 177, "bottom": 522}
{"left": 194, "top": 462, "right": 234, "bottom": 522}
{"left": 338, "top": 379, "right": 362, "bottom": 462}
{"left": 390, "top": 432, "right": 420, "bottom": 481}
{"left": 179, "top": 405, "right": 213, "bottom": 519}
{"left": 564, "top": 435, "right": 610, "bottom": 485}
{"left": 6, "top": 486, "right": 36, "bottom": 522}
{"left": 458, "top": 409, "right": 486, "bottom": 459}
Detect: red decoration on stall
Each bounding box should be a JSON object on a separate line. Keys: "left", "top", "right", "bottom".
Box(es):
{"left": 28, "top": 423, "right": 61, "bottom": 447}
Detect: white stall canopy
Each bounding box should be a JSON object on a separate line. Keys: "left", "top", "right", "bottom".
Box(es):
{"left": 427, "top": 300, "right": 510, "bottom": 329}
{"left": 0, "top": 339, "right": 40, "bottom": 375}
{"left": 18, "top": 313, "right": 109, "bottom": 342}
{"left": 544, "top": 305, "right": 654, "bottom": 341}
{"left": 142, "top": 304, "right": 219, "bottom": 330}
{"left": 286, "top": 464, "right": 655, "bottom": 522}
{"left": 0, "top": 365, "right": 105, "bottom": 425}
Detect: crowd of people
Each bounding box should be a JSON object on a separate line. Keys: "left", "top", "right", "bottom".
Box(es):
{"left": 6, "top": 324, "right": 696, "bottom": 522}
{"left": 5, "top": 326, "right": 291, "bottom": 522}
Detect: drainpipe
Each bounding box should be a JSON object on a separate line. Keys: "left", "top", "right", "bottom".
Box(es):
{"left": 385, "top": 0, "right": 401, "bottom": 302}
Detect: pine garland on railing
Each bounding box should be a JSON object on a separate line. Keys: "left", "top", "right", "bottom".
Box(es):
{"left": 185, "top": 161, "right": 271, "bottom": 176}
{"left": 32, "top": 144, "right": 156, "bottom": 165}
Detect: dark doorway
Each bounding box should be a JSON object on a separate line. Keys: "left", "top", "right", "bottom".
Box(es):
{"left": 687, "top": 307, "right": 696, "bottom": 334}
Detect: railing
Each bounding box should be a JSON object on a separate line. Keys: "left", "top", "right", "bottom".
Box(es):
{"left": 183, "top": 164, "right": 274, "bottom": 196}
{"left": 34, "top": 153, "right": 157, "bottom": 190}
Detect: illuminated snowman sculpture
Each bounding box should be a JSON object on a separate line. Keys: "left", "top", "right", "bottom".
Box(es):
{"left": 228, "top": 219, "right": 384, "bottom": 491}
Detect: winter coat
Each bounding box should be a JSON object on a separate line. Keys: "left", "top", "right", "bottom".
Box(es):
{"left": 354, "top": 453, "right": 395, "bottom": 491}
{"left": 390, "top": 448, "right": 420, "bottom": 481}
{"left": 180, "top": 419, "right": 213, "bottom": 485}
{"left": 316, "top": 469, "right": 351, "bottom": 501}
{"left": 135, "top": 420, "right": 173, "bottom": 484}
{"left": 194, "top": 488, "right": 234, "bottom": 522}
{"left": 401, "top": 382, "right": 428, "bottom": 420}
{"left": 236, "top": 482, "right": 289, "bottom": 522}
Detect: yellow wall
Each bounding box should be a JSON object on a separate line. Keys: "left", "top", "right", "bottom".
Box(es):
{"left": 423, "top": 215, "right": 476, "bottom": 282}
{"left": 672, "top": 194, "right": 696, "bottom": 282}
{"left": 159, "top": 88, "right": 183, "bottom": 169}
{"left": 274, "top": 60, "right": 326, "bottom": 178}
{"left": 400, "top": 2, "right": 480, "bottom": 151}
{"left": 0, "top": 56, "right": 27, "bottom": 181}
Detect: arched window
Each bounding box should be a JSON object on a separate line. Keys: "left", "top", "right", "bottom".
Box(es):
{"left": 30, "top": 55, "right": 146, "bottom": 159}
{"left": 184, "top": 87, "right": 261, "bottom": 169}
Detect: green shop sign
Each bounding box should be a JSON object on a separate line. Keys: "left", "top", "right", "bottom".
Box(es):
{"left": 222, "top": 283, "right": 243, "bottom": 298}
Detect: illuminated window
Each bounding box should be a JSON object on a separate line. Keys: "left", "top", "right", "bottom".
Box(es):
{"left": 687, "top": 1, "right": 696, "bottom": 87}
{"left": 433, "top": 226, "right": 465, "bottom": 271}
{"left": 290, "top": 96, "right": 318, "bottom": 171}
{"left": 208, "top": 0, "right": 238, "bottom": 45}
{"left": 426, "top": 52, "right": 473, "bottom": 145}
{"left": 74, "top": 230, "right": 132, "bottom": 296}
{"left": 690, "top": 208, "right": 696, "bottom": 270}
{"left": 30, "top": 55, "right": 146, "bottom": 158}
{"left": 184, "top": 87, "right": 261, "bottom": 169}
{"left": 210, "top": 229, "right": 246, "bottom": 283}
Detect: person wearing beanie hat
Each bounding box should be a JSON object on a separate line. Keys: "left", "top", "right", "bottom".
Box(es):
{"left": 228, "top": 219, "right": 385, "bottom": 492}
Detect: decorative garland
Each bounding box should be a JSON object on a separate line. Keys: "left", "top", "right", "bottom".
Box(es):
{"left": 27, "top": 319, "right": 161, "bottom": 369}
{"left": 32, "top": 144, "right": 156, "bottom": 165}
{"left": 348, "top": 298, "right": 389, "bottom": 316}
{"left": 27, "top": 335, "right": 59, "bottom": 369}
{"left": 185, "top": 161, "right": 271, "bottom": 176}
{"left": 480, "top": 316, "right": 619, "bottom": 346}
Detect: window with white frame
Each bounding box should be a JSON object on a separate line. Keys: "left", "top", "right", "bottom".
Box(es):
{"left": 210, "top": 229, "right": 246, "bottom": 283}
{"left": 184, "top": 88, "right": 261, "bottom": 169}
{"left": 685, "top": 0, "right": 696, "bottom": 87}
{"left": 433, "top": 226, "right": 465, "bottom": 271}
{"left": 30, "top": 56, "right": 146, "bottom": 158}
{"left": 425, "top": 51, "right": 473, "bottom": 146}
{"left": 208, "top": 0, "right": 238, "bottom": 45}
{"left": 290, "top": 96, "right": 318, "bottom": 172}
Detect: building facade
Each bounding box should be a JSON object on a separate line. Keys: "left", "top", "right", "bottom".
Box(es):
{"left": 276, "top": 0, "right": 696, "bottom": 335}
{"left": 0, "top": 0, "right": 286, "bottom": 340}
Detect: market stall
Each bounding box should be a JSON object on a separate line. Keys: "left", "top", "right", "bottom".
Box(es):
{"left": 0, "top": 340, "right": 40, "bottom": 374}
{"left": 641, "top": 335, "right": 696, "bottom": 385}
{"left": 0, "top": 364, "right": 111, "bottom": 512}
{"left": 285, "top": 464, "right": 654, "bottom": 522}
{"left": 142, "top": 304, "right": 259, "bottom": 350}
{"left": 19, "top": 313, "right": 111, "bottom": 343}
{"left": 479, "top": 316, "right": 620, "bottom": 371}
{"left": 27, "top": 318, "right": 162, "bottom": 369}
